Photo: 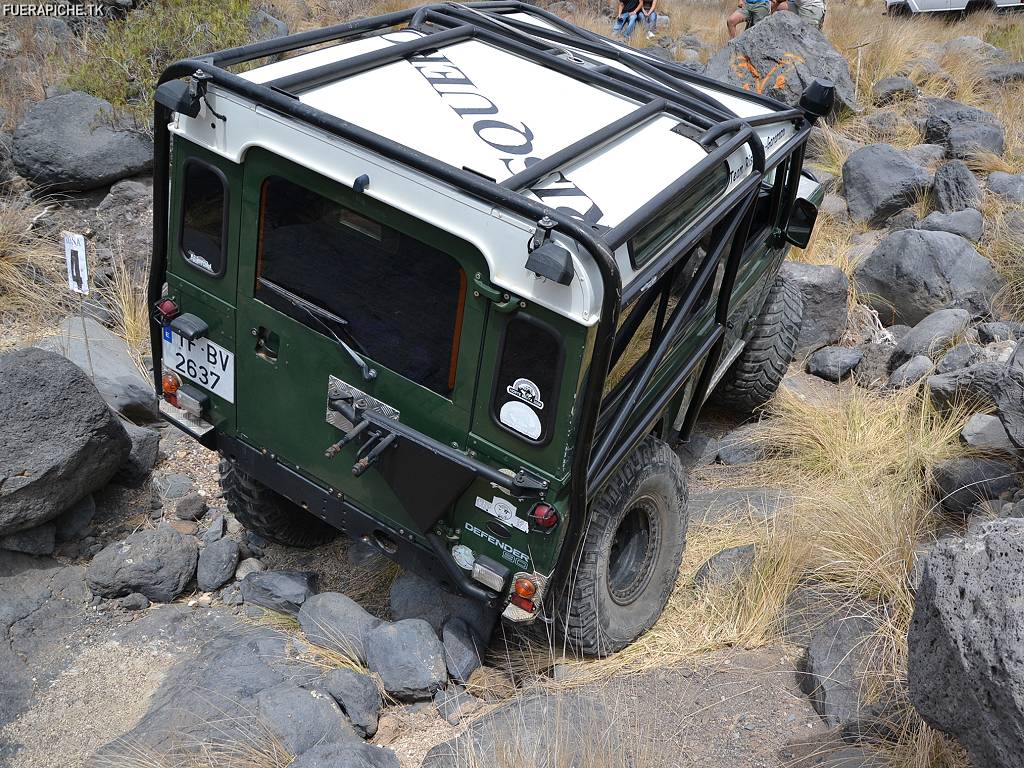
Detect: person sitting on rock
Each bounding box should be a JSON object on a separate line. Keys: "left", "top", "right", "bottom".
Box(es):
{"left": 612, "top": 0, "right": 642, "bottom": 40}
{"left": 639, "top": 0, "right": 659, "bottom": 40}
{"left": 774, "top": 0, "right": 826, "bottom": 29}
{"left": 727, "top": 0, "right": 770, "bottom": 38}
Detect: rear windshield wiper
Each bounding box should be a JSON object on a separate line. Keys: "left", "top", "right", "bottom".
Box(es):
{"left": 257, "top": 277, "right": 377, "bottom": 381}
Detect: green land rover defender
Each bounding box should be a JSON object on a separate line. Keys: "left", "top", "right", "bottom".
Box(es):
{"left": 149, "top": 2, "right": 830, "bottom": 656}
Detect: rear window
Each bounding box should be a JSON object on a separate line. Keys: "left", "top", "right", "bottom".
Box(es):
{"left": 180, "top": 160, "right": 227, "bottom": 276}
{"left": 492, "top": 316, "right": 562, "bottom": 444}
{"left": 255, "top": 176, "right": 466, "bottom": 396}
{"left": 630, "top": 164, "right": 729, "bottom": 268}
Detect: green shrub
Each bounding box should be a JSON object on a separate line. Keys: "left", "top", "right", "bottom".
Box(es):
{"left": 65, "top": 0, "right": 255, "bottom": 128}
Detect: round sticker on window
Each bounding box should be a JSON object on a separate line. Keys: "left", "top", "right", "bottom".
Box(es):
{"left": 499, "top": 400, "right": 542, "bottom": 440}
{"left": 507, "top": 377, "right": 544, "bottom": 410}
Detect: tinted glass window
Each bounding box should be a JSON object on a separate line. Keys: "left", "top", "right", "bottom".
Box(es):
{"left": 256, "top": 176, "right": 466, "bottom": 396}
{"left": 181, "top": 161, "right": 227, "bottom": 275}
{"left": 493, "top": 317, "right": 561, "bottom": 443}
{"left": 631, "top": 164, "right": 729, "bottom": 268}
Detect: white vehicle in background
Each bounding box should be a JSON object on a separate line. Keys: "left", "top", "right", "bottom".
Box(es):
{"left": 886, "top": 0, "right": 1023, "bottom": 14}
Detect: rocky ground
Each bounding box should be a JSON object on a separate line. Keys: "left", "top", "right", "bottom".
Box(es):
{"left": 2, "top": 2, "right": 1024, "bottom": 768}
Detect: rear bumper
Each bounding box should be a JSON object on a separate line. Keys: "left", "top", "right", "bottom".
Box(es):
{"left": 202, "top": 429, "right": 502, "bottom": 608}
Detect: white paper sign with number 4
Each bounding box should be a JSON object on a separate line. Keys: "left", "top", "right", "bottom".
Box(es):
{"left": 63, "top": 231, "right": 89, "bottom": 295}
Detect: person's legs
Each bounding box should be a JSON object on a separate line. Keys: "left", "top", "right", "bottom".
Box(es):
{"left": 644, "top": 10, "right": 658, "bottom": 37}
{"left": 747, "top": 2, "right": 769, "bottom": 26}
{"left": 727, "top": 6, "right": 748, "bottom": 37}
{"left": 612, "top": 12, "right": 627, "bottom": 35}
{"left": 622, "top": 12, "right": 638, "bottom": 38}
{"left": 795, "top": 2, "right": 825, "bottom": 27}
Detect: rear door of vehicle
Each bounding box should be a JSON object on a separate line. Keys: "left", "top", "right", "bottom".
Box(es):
{"left": 163, "top": 138, "right": 242, "bottom": 435}
{"left": 233, "top": 148, "right": 486, "bottom": 534}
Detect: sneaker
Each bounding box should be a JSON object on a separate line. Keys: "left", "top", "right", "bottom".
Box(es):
{"left": 646, "top": 30, "right": 655, "bottom": 39}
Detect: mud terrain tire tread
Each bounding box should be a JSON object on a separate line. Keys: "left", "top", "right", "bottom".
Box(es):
{"left": 219, "top": 458, "right": 339, "bottom": 548}
{"left": 555, "top": 437, "right": 688, "bottom": 657}
{"left": 711, "top": 273, "right": 803, "bottom": 412}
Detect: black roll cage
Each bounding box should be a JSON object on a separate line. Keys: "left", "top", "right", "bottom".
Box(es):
{"left": 149, "top": 1, "right": 812, "bottom": 600}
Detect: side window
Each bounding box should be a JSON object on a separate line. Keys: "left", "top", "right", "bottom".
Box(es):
{"left": 180, "top": 160, "right": 228, "bottom": 276}
{"left": 630, "top": 163, "right": 729, "bottom": 268}
{"left": 255, "top": 176, "right": 467, "bottom": 396}
{"left": 492, "top": 316, "right": 562, "bottom": 444}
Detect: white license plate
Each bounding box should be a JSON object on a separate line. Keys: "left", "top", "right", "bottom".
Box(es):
{"left": 162, "top": 328, "right": 235, "bottom": 403}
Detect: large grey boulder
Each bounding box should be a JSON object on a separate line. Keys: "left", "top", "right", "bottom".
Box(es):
{"left": 91, "top": 624, "right": 319, "bottom": 761}
{"left": 961, "top": 414, "right": 1016, "bottom": 454}
{"left": 988, "top": 171, "right": 1024, "bottom": 203}
{"left": 918, "top": 208, "right": 983, "bottom": 242}
{"left": 889, "top": 308, "right": 970, "bottom": 371}
{"left": 937, "top": 342, "right": 984, "bottom": 374}
{"left": 298, "top": 591, "right": 382, "bottom": 664}
{"left": 390, "top": 570, "right": 496, "bottom": 640}
{"left": 888, "top": 355, "right": 933, "bottom": 389}
{"left": 932, "top": 457, "right": 1018, "bottom": 516}
{"left": 320, "top": 668, "right": 381, "bottom": 738}
{"left": 0, "top": 348, "right": 131, "bottom": 536}
{"left": 854, "top": 230, "right": 1003, "bottom": 326}
{"left": 922, "top": 97, "right": 1005, "bottom": 159}
{"left": 693, "top": 543, "right": 756, "bottom": 589}
{"left": 871, "top": 76, "right": 919, "bottom": 106}
{"left": 12, "top": 91, "right": 152, "bottom": 191}
{"left": 930, "top": 160, "right": 982, "bottom": 213}
{"left": 780, "top": 262, "right": 849, "bottom": 355}
{"left": 36, "top": 316, "right": 157, "bottom": 423}
{"left": 366, "top": 619, "right": 447, "bottom": 701}
{"left": 255, "top": 682, "right": 358, "bottom": 756}
{"left": 240, "top": 570, "right": 317, "bottom": 616}
{"left": 442, "top": 617, "right": 484, "bottom": 684}
{"left": 87, "top": 525, "right": 198, "bottom": 602}
{"left": 928, "top": 361, "right": 1006, "bottom": 411}
{"left": 800, "top": 614, "right": 878, "bottom": 729}
{"left": 290, "top": 743, "right": 399, "bottom": 768}
{"left": 422, "top": 693, "right": 608, "bottom": 768}
{"left": 807, "top": 346, "right": 863, "bottom": 382}
{"left": 116, "top": 421, "right": 160, "bottom": 485}
{"left": 842, "top": 144, "right": 929, "bottom": 226}
{"left": 196, "top": 538, "right": 239, "bottom": 592}
{"left": 996, "top": 346, "right": 1024, "bottom": 450}
{"left": 0, "top": 524, "right": 56, "bottom": 556}
{"left": 909, "top": 518, "right": 1024, "bottom": 768}
{"left": 705, "top": 12, "right": 859, "bottom": 114}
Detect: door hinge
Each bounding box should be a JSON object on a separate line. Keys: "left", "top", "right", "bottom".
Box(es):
{"left": 472, "top": 274, "right": 522, "bottom": 314}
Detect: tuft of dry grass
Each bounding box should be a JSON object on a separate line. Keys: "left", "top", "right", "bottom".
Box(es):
{"left": 977, "top": 194, "right": 1024, "bottom": 321}
{"left": 101, "top": 247, "right": 150, "bottom": 370}
{"left": 0, "top": 191, "right": 64, "bottom": 327}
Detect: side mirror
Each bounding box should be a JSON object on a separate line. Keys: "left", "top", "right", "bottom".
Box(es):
{"left": 784, "top": 198, "right": 818, "bottom": 249}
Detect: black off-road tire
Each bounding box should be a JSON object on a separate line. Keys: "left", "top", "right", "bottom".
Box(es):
{"left": 219, "top": 458, "right": 339, "bottom": 548}
{"left": 711, "top": 273, "right": 803, "bottom": 413}
{"left": 554, "top": 437, "right": 688, "bottom": 657}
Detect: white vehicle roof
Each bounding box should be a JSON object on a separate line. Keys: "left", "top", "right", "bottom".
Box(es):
{"left": 169, "top": 4, "right": 808, "bottom": 324}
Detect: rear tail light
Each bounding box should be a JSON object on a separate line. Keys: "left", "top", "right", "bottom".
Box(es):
{"left": 530, "top": 502, "right": 559, "bottom": 530}
{"left": 162, "top": 372, "right": 180, "bottom": 406}
{"left": 514, "top": 577, "right": 537, "bottom": 599}
{"left": 510, "top": 593, "right": 535, "bottom": 612}
{"left": 155, "top": 297, "right": 179, "bottom": 322}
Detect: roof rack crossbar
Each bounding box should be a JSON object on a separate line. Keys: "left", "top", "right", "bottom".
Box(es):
{"left": 423, "top": 6, "right": 736, "bottom": 125}
{"left": 268, "top": 25, "right": 474, "bottom": 93}
{"left": 483, "top": 1, "right": 794, "bottom": 114}
{"left": 212, "top": 8, "right": 421, "bottom": 67}
{"left": 500, "top": 98, "right": 667, "bottom": 191}
{"left": 440, "top": 6, "right": 736, "bottom": 120}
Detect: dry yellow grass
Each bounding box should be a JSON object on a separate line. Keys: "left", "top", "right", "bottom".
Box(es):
{"left": 0, "top": 192, "right": 64, "bottom": 327}
{"left": 101, "top": 247, "right": 151, "bottom": 370}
